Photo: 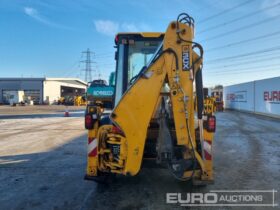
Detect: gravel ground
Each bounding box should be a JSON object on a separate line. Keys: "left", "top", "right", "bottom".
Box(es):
{"left": 0, "top": 105, "right": 85, "bottom": 115}
{"left": 0, "top": 111, "right": 279, "bottom": 210}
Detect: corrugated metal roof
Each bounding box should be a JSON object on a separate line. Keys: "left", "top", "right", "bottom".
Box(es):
{"left": 0, "top": 77, "right": 87, "bottom": 86}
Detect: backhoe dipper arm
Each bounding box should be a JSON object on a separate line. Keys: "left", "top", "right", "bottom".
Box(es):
{"left": 109, "top": 20, "right": 205, "bottom": 176}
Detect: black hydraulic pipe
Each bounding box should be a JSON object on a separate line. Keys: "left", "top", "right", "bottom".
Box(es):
{"left": 195, "top": 68, "right": 204, "bottom": 119}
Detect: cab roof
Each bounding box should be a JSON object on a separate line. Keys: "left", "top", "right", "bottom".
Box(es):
{"left": 116, "top": 32, "right": 164, "bottom": 38}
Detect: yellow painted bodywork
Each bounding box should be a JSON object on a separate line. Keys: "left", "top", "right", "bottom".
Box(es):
{"left": 116, "top": 32, "right": 164, "bottom": 38}
{"left": 111, "top": 22, "right": 210, "bottom": 178}
{"left": 86, "top": 105, "right": 103, "bottom": 176}
{"left": 87, "top": 124, "right": 98, "bottom": 176}
{"left": 86, "top": 19, "right": 215, "bottom": 183}
{"left": 111, "top": 58, "right": 166, "bottom": 175}
{"left": 74, "top": 96, "right": 87, "bottom": 106}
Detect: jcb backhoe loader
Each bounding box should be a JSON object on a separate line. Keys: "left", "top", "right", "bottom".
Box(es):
{"left": 84, "top": 13, "right": 216, "bottom": 185}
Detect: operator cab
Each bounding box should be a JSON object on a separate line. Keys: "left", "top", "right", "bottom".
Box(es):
{"left": 114, "top": 33, "right": 164, "bottom": 106}
{"left": 89, "top": 79, "right": 108, "bottom": 87}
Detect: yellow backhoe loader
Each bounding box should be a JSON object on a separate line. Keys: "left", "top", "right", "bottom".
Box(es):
{"left": 84, "top": 13, "right": 216, "bottom": 185}
{"left": 74, "top": 95, "right": 87, "bottom": 106}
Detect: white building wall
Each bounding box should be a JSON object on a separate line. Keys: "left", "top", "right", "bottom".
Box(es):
{"left": 43, "top": 81, "right": 61, "bottom": 104}
{"left": 43, "top": 80, "right": 87, "bottom": 104}
{"left": 255, "top": 77, "right": 280, "bottom": 116}
{"left": 0, "top": 78, "right": 87, "bottom": 104}
{"left": 223, "top": 82, "right": 254, "bottom": 112}
{"left": 224, "top": 76, "right": 280, "bottom": 117}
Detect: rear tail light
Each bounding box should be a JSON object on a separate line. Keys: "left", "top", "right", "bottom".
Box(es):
{"left": 85, "top": 114, "right": 94, "bottom": 129}
{"left": 206, "top": 115, "right": 216, "bottom": 132}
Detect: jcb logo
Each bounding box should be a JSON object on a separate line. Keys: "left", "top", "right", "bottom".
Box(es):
{"left": 182, "top": 45, "right": 190, "bottom": 70}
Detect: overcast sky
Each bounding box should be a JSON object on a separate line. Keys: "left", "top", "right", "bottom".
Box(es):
{"left": 0, "top": 0, "right": 280, "bottom": 87}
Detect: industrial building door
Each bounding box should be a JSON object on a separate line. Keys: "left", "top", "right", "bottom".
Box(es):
{"left": 24, "top": 90, "right": 41, "bottom": 104}
{"left": 2, "top": 90, "right": 16, "bottom": 104}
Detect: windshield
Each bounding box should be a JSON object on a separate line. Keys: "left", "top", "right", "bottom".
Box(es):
{"left": 144, "top": 42, "right": 163, "bottom": 71}
{"left": 89, "top": 80, "right": 107, "bottom": 87}
{"left": 128, "top": 41, "right": 160, "bottom": 83}
{"left": 114, "top": 38, "right": 163, "bottom": 106}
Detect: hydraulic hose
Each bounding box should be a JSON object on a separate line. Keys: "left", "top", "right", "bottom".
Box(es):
{"left": 195, "top": 68, "right": 204, "bottom": 120}
{"left": 195, "top": 67, "right": 206, "bottom": 160}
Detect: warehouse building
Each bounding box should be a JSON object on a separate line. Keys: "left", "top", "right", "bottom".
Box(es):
{"left": 0, "top": 78, "right": 87, "bottom": 105}
{"left": 223, "top": 76, "right": 280, "bottom": 118}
